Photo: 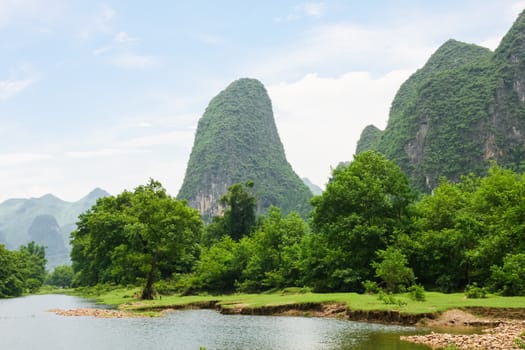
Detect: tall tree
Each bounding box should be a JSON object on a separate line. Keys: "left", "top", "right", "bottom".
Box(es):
{"left": 219, "top": 181, "right": 257, "bottom": 241}
{"left": 71, "top": 180, "right": 203, "bottom": 299}
{"left": 310, "top": 151, "right": 414, "bottom": 291}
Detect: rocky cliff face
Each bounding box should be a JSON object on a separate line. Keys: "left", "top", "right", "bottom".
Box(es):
{"left": 356, "top": 10, "right": 525, "bottom": 191}
{"left": 178, "top": 78, "right": 312, "bottom": 219}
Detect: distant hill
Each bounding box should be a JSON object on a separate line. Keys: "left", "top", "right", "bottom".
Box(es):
{"left": 302, "top": 178, "right": 323, "bottom": 196}
{"left": 0, "top": 188, "right": 109, "bottom": 269}
{"left": 356, "top": 9, "right": 525, "bottom": 191}
{"left": 178, "top": 78, "right": 312, "bottom": 219}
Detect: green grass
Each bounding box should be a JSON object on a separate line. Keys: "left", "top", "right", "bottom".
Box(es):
{"left": 86, "top": 287, "right": 525, "bottom": 316}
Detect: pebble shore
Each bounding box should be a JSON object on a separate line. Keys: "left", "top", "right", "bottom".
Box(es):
{"left": 48, "top": 308, "right": 140, "bottom": 318}
{"left": 401, "top": 320, "right": 525, "bottom": 349}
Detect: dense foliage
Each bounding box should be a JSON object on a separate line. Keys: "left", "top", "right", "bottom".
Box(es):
{"left": 356, "top": 9, "right": 525, "bottom": 192}
{"left": 177, "top": 78, "right": 312, "bottom": 219}
{"left": 70, "top": 180, "right": 202, "bottom": 299}
{"left": 64, "top": 152, "right": 525, "bottom": 297}
{"left": 0, "top": 242, "right": 47, "bottom": 297}
{"left": 46, "top": 265, "right": 74, "bottom": 288}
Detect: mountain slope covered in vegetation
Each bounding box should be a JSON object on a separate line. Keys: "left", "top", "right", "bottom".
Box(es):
{"left": 178, "top": 78, "right": 312, "bottom": 219}
{"left": 357, "top": 10, "right": 525, "bottom": 191}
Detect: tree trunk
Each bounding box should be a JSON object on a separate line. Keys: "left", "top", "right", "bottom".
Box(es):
{"left": 141, "top": 258, "right": 157, "bottom": 300}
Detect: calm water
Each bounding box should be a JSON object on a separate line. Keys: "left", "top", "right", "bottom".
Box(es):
{"left": 0, "top": 294, "right": 430, "bottom": 350}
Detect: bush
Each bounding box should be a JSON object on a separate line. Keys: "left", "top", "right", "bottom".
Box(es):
{"left": 45, "top": 265, "right": 74, "bottom": 288}
{"left": 408, "top": 284, "right": 426, "bottom": 301}
{"left": 490, "top": 253, "right": 525, "bottom": 296}
{"left": 464, "top": 283, "right": 488, "bottom": 299}
{"left": 377, "top": 291, "right": 407, "bottom": 306}
{"left": 280, "top": 287, "right": 312, "bottom": 295}
{"left": 363, "top": 280, "right": 380, "bottom": 294}
{"left": 372, "top": 247, "right": 415, "bottom": 293}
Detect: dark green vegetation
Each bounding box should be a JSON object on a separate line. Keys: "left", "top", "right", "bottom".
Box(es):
{"left": 70, "top": 180, "right": 202, "bottom": 299}
{"left": 60, "top": 152, "right": 525, "bottom": 301}
{"left": 45, "top": 265, "right": 74, "bottom": 288}
{"left": 0, "top": 242, "right": 47, "bottom": 297}
{"left": 177, "top": 78, "right": 312, "bottom": 220}
{"left": 0, "top": 188, "right": 108, "bottom": 269}
{"left": 357, "top": 9, "right": 525, "bottom": 192}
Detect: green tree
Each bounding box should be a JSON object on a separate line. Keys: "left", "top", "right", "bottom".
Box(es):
{"left": 372, "top": 247, "right": 415, "bottom": 292}
{"left": 409, "top": 178, "right": 477, "bottom": 291}
{"left": 467, "top": 166, "right": 525, "bottom": 282}
{"left": 219, "top": 181, "right": 257, "bottom": 241}
{"left": 0, "top": 245, "right": 23, "bottom": 297}
{"left": 17, "top": 241, "right": 47, "bottom": 293}
{"left": 0, "top": 242, "right": 47, "bottom": 297}
{"left": 310, "top": 151, "right": 414, "bottom": 291}
{"left": 71, "top": 179, "right": 203, "bottom": 299}
{"left": 490, "top": 253, "right": 525, "bottom": 296}
{"left": 193, "top": 236, "right": 244, "bottom": 292}
{"left": 238, "top": 207, "right": 308, "bottom": 291}
{"left": 46, "top": 265, "right": 74, "bottom": 288}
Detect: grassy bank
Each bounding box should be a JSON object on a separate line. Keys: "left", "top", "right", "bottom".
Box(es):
{"left": 80, "top": 286, "right": 525, "bottom": 317}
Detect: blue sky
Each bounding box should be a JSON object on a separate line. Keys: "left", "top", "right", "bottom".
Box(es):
{"left": 1, "top": 0, "right": 524, "bottom": 202}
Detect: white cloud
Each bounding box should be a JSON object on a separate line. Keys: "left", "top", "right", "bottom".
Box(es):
{"left": 274, "top": 14, "right": 300, "bottom": 23}
{"left": 119, "top": 131, "right": 194, "bottom": 148}
{"left": 301, "top": 2, "right": 325, "bottom": 17}
{"left": 93, "top": 30, "right": 159, "bottom": 69}
{"left": 65, "top": 148, "right": 146, "bottom": 159}
{"left": 197, "top": 33, "right": 225, "bottom": 45}
{"left": 274, "top": 2, "right": 325, "bottom": 22}
{"left": 110, "top": 53, "right": 160, "bottom": 69}
{"left": 0, "top": 152, "right": 53, "bottom": 165}
{"left": 93, "top": 31, "right": 139, "bottom": 55}
{"left": 268, "top": 70, "right": 412, "bottom": 188}
{"left": 480, "top": 36, "right": 502, "bottom": 51}
{"left": 80, "top": 3, "right": 115, "bottom": 38}
{"left": 0, "top": 79, "right": 34, "bottom": 100}
{"left": 0, "top": 0, "right": 62, "bottom": 28}
{"left": 253, "top": 21, "right": 436, "bottom": 81}
{"left": 114, "top": 31, "right": 138, "bottom": 44}
{"left": 512, "top": 1, "right": 525, "bottom": 17}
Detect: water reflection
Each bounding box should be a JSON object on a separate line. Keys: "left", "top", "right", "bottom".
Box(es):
{"left": 0, "top": 295, "right": 428, "bottom": 350}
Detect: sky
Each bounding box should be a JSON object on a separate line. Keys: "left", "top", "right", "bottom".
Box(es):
{"left": 1, "top": 0, "right": 524, "bottom": 202}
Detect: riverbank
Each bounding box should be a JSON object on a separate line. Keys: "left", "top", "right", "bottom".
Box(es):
{"left": 65, "top": 288, "right": 525, "bottom": 348}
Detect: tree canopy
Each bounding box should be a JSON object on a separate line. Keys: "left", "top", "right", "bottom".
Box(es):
{"left": 70, "top": 179, "right": 202, "bottom": 299}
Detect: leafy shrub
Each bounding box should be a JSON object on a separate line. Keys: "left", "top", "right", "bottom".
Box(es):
{"left": 372, "top": 247, "right": 415, "bottom": 293}
{"left": 363, "top": 280, "right": 380, "bottom": 294}
{"left": 377, "top": 291, "right": 407, "bottom": 306}
{"left": 153, "top": 279, "right": 180, "bottom": 296}
{"left": 280, "top": 287, "right": 312, "bottom": 295}
{"left": 490, "top": 253, "right": 525, "bottom": 296}
{"left": 408, "top": 284, "right": 426, "bottom": 301}
{"left": 464, "top": 283, "right": 488, "bottom": 299}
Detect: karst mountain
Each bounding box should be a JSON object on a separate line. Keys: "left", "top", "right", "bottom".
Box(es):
{"left": 356, "top": 9, "right": 525, "bottom": 191}
{"left": 178, "top": 78, "right": 312, "bottom": 219}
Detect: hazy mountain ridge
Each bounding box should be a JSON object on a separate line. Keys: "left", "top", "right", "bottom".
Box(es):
{"left": 178, "top": 78, "right": 312, "bottom": 219}
{"left": 0, "top": 188, "right": 109, "bottom": 269}
{"left": 356, "top": 10, "right": 525, "bottom": 191}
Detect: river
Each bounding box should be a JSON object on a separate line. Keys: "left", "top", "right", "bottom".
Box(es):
{"left": 0, "top": 294, "right": 430, "bottom": 349}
